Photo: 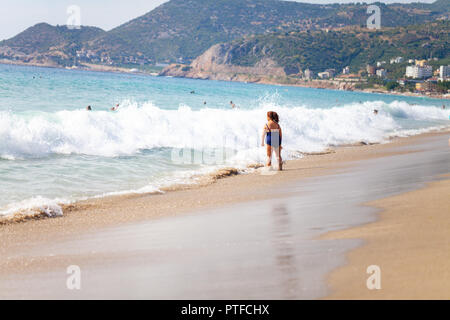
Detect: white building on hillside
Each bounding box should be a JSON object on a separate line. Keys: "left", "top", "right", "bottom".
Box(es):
{"left": 439, "top": 66, "right": 450, "bottom": 81}
{"left": 406, "top": 65, "right": 432, "bottom": 79}
{"left": 318, "top": 72, "right": 330, "bottom": 79}
{"left": 390, "top": 57, "right": 404, "bottom": 64}
{"left": 376, "top": 69, "right": 387, "bottom": 78}
{"left": 304, "top": 69, "right": 314, "bottom": 80}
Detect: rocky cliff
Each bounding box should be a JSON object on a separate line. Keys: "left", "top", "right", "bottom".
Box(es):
{"left": 160, "top": 43, "right": 287, "bottom": 82}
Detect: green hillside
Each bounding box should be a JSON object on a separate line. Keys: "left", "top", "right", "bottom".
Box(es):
{"left": 0, "top": 0, "right": 448, "bottom": 67}
{"left": 1, "top": 23, "right": 105, "bottom": 54}
{"left": 408, "top": 0, "right": 450, "bottom": 11}
{"left": 86, "top": 0, "right": 447, "bottom": 64}
{"left": 0, "top": 23, "right": 105, "bottom": 65}
{"left": 222, "top": 20, "right": 449, "bottom": 75}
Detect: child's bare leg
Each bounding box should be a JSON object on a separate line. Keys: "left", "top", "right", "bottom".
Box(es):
{"left": 266, "top": 146, "right": 272, "bottom": 167}
{"left": 276, "top": 148, "right": 282, "bottom": 171}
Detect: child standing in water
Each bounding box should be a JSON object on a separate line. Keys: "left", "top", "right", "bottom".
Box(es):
{"left": 262, "top": 111, "right": 283, "bottom": 171}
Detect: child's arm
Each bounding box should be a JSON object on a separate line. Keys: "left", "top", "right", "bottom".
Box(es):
{"left": 279, "top": 127, "right": 283, "bottom": 150}
{"left": 261, "top": 127, "right": 267, "bottom": 147}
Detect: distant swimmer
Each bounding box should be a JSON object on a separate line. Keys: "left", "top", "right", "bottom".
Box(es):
{"left": 373, "top": 109, "right": 379, "bottom": 115}
{"left": 111, "top": 103, "right": 120, "bottom": 111}
{"left": 204, "top": 101, "right": 207, "bottom": 105}
{"left": 230, "top": 101, "right": 236, "bottom": 109}
{"left": 443, "top": 104, "right": 446, "bottom": 110}
{"left": 190, "top": 90, "right": 195, "bottom": 94}
{"left": 86, "top": 105, "right": 92, "bottom": 111}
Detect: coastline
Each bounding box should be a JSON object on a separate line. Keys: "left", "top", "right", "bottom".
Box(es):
{"left": 1, "top": 128, "right": 448, "bottom": 226}
{"left": 1, "top": 61, "right": 448, "bottom": 100}
{"left": 1, "top": 130, "right": 449, "bottom": 299}
{"left": 0, "top": 60, "right": 157, "bottom": 77}
{"left": 256, "top": 77, "right": 449, "bottom": 100}
{"left": 160, "top": 63, "right": 450, "bottom": 100}
{"left": 323, "top": 176, "right": 450, "bottom": 299}
{"left": 1, "top": 2, "right": 449, "bottom": 300}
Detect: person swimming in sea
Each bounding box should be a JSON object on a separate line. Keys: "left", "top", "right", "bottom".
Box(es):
{"left": 111, "top": 103, "right": 120, "bottom": 111}
{"left": 230, "top": 101, "right": 236, "bottom": 109}
{"left": 262, "top": 111, "right": 283, "bottom": 171}
{"left": 86, "top": 105, "right": 92, "bottom": 111}
{"left": 373, "top": 109, "right": 379, "bottom": 115}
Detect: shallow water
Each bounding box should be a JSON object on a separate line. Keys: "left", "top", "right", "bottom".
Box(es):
{"left": 2, "top": 134, "right": 448, "bottom": 299}
{"left": 1, "top": 63, "right": 449, "bottom": 215}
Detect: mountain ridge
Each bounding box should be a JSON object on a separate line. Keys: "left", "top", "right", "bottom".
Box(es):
{"left": 85, "top": 0, "right": 449, "bottom": 64}
{"left": 0, "top": 0, "right": 448, "bottom": 67}
{"left": 0, "top": 23, "right": 105, "bottom": 66}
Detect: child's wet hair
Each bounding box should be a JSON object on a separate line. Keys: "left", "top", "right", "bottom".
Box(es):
{"left": 267, "top": 111, "right": 279, "bottom": 123}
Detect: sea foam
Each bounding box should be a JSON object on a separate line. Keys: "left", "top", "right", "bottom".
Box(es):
{"left": 1, "top": 100, "right": 449, "bottom": 218}
{"left": 1, "top": 100, "right": 448, "bottom": 161}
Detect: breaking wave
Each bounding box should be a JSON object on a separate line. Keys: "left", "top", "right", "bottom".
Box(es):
{"left": 1, "top": 100, "right": 448, "bottom": 161}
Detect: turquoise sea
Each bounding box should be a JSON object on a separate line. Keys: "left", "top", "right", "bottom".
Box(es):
{"left": 0, "top": 63, "right": 449, "bottom": 216}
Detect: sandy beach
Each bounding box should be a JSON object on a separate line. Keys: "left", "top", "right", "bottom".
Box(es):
{"left": 1, "top": 0, "right": 450, "bottom": 303}
{"left": 324, "top": 176, "right": 450, "bottom": 299}
{"left": 0, "top": 130, "right": 449, "bottom": 299}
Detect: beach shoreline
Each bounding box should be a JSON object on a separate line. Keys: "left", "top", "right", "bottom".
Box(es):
{"left": 1, "top": 130, "right": 449, "bottom": 299}
{"left": 1, "top": 128, "right": 448, "bottom": 227}
{"left": 160, "top": 63, "right": 450, "bottom": 100}
{"left": 1, "top": 61, "right": 448, "bottom": 100}
{"left": 255, "top": 77, "right": 449, "bottom": 100}
{"left": 0, "top": 60, "right": 154, "bottom": 77}
{"left": 0, "top": 130, "right": 450, "bottom": 299}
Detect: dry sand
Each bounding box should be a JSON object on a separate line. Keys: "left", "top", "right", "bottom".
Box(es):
{"left": 324, "top": 176, "right": 450, "bottom": 299}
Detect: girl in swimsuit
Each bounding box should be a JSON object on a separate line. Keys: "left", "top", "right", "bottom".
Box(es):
{"left": 261, "top": 111, "right": 283, "bottom": 171}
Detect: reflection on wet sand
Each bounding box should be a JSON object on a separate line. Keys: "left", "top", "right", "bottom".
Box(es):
{"left": 270, "top": 204, "right": 299, "bottom": 299}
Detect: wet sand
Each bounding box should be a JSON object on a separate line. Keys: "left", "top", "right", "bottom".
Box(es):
{"left": 0, "top": 131, "right": 449, "bottom": 299}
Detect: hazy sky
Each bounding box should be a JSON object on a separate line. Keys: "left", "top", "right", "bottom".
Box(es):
{"left": 0, "top": 0, "right": 436, "bottom": 41}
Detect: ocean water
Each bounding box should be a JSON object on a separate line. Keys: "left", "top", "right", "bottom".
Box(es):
{"left": 0, "top": 63, "right": 449, "bottom": 216}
